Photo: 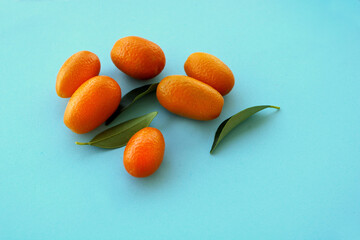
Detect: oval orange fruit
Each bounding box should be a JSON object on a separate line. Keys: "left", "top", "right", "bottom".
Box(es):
{"left": 64, "top": 76, "right": 121, "bottom": 134}
{"left": 56, "top": 51, "right": 101, "bottom": 98}
{"left": 156, "top": 75, "right": 224, "bottom": 120}
{"left": 123, "top": 127, "right": 165, "bottom": 178}
{"left": 184, "top": 52, "right": 235, "bottom": 96}
{"left": 110, "top": 36, "right": 166, "bottom": 80}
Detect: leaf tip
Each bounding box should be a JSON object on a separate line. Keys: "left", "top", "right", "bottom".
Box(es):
{"left": 210, "top": 144, "right": 217, "bottom": 154}
{"left": 149, "top": 111, "right": 158, "bottom": 118}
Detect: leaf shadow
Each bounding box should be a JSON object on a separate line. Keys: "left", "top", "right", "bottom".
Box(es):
{"left": 109, "top": 94, "right": 162, "bottom": 126}
{"left": 210, "top": 110, "right": 280, "bottom": 154}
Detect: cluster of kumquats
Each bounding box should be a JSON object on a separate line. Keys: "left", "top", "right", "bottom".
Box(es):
{"left": 56, "top": 36, "right": 235, "bottom": 178}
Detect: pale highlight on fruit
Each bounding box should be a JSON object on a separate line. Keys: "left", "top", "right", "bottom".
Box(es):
{"left": 123, "top": 127, "right": 165, "bottom": 178}
{"left": 64, "top": 76, "right": 121, "bottom": 134}
{"left": 111, "top": 36, "right": 166, "bottom": 80}
{"left": 184, "top": 52, "right": 235, "bottom": 96}
{"left": 56, "top": 51, "right": 101, "bottom": 98}
{"left": 156, "top": 75, "right": 224, "bottom": 120}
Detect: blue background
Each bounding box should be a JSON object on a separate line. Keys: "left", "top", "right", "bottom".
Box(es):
{"left": 1, "top": 0, "right": 360, "bottom": 239}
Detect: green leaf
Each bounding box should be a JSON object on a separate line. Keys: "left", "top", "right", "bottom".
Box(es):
{"left": 210, "top": 105, "right": 280, "bottom": 154}
{"left": 105, "top": 83, "right": 159, "bottom": 125}
{"left": 76, "top": 112, "right": 158, "bottom": 149}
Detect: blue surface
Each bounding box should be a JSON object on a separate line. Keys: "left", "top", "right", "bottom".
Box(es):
{"left": 1, "top": 0, "right": 360, "bottom": 239}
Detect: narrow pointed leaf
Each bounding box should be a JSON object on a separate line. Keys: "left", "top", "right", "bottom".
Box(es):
{"left": 105, "top": 83, "right": 159, "bottom": 125}
{"left": 210, "top": 105, "right": 280, "bottom": 154}
{"left": 76, "top": 112, "right": 158, "bottom": 149}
